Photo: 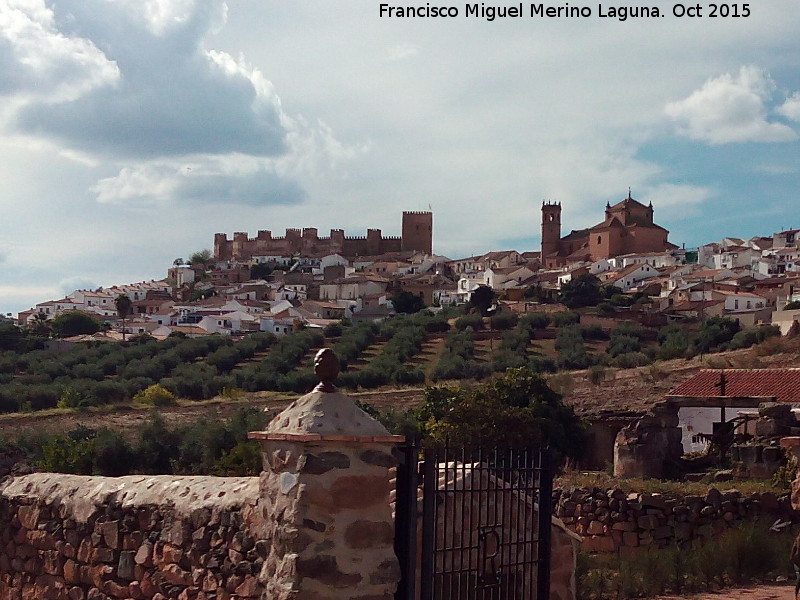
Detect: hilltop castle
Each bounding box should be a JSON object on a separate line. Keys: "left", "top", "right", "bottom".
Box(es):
{"left": 541, "top": 193, "right": 675, "bottom": 268}
{"left": 214, "top": 211, "right": 433, "bottom": 261}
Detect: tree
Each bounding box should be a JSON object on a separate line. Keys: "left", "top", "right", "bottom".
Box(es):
{"left": 559, "top": 274, "right": 601, "bottom": 308}
{"left": 393, "top": 290, "right": 426, "bottom": 314}
{"left": 115, "top": 294, "right": 133, "bottom": 342}
{"left": 417, "top": 367, "right": 585, "bottom": 461}
{"left": 50, "top": 311, "right": 100, "bottom": 338}
{"left": 0, "top": 319, "right": 23, "bottom": 351}
{"left": 469, "top": 285, "right": 496, "bottom": 316}
{"left": 26, "top": 311, "right": 51, "bottom": 338}
{"left": 190, "top": 249, "right": 214, "bottom": 268}
{"left": 250, "top": 262, "right": 273, "bottom": 280}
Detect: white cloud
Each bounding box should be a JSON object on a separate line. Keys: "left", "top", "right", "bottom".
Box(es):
{"left": 58, "top": 277, "right": 98, "bottom": 297}
{"left": 0, "top": 0, "right": 363, "bottom": 211}
{"left": 386, "top": 43, "right": 418, "bottom": 61}
{"left": 778, "top": 92, "right": 800, "bottom": 122}
{"left": 639, "top": 184, "right": 714, "bottom": 220}
{"left": 92, "top": 155, "right": 305, "bottom": 207}
{"left": 0, "top": 0, "right": 119, "bottom": 103}
{"left": 0, "top": 284, "right": 60, "bottom": 311}
{"left": 665, "top": 66, "right": 798, "bottom": 144}
{"left": 3, "top": 0, "right": 287, "bottom": 159}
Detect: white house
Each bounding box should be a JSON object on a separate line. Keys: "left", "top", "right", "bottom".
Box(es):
{"left": 484, "top": 265, "right": 536, "bottom": 290}
{"left": 319, "top": 276, "right": 388, "bottom": 301}
{"left": 618, "top": 250, "right": 683, "bottom": 269}
{"left": 711, "top": 246, "right": 758, "bottom": 270}
{"left": 259, "top": 314, "right": 295, "bottom": 336}
{"left": 715, "top": 290, "right": 768, "bottom": 313}
{"left": 607, "top": 263, "right": 659, "bottom": 291}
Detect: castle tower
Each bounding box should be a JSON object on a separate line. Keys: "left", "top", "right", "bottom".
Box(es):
{"left": 232, "top": 232, "right": 248, "bottom": 260}
{"left": 541, "top": 202, "right": 561, "bottom": 259}
{"left": 401, "top": 211, "right": 433, "bottom": 254}
{"left": 214, "top": 233, "right": 231, "bottom": 260}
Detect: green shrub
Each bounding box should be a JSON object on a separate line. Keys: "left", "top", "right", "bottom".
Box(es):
{"left": 552, "top": 311, "right": 580, "bottom": 327}
{"left": 455, "top": 313, "right": 484, "bottom": 331}
{"left": 588, "top": 365, "right": 608, "bottom": 385}
{"left": 489, "top": 311, "right": 518, "bottom": 330}
{"left": 323, "top": 322, "right": 343, "bottom": 337}
{"left": 611, "top": 351, "right": 651, "bottom": 368}
{"left": 519, "top": 312, "right": 551, "bottom": 330}
{"left": 581, "top": 324, "right": 609, "bottom": 340}
{"left": 596, "top": 301, "right": 615, "bottom": 315}
{"left": 92, "top": 428, "right": 134, "bottom": 476}
{"left": 38, "top": 427, "right": 96, "bottom": 474}
{"left": 133, "top": 384, "right": 178, "bottom": 407}
{"left": 555, "top": 325, "right": 592, "bottom": 369}
{"left": 212, "top": 441, "right": 263, "bottom": 476}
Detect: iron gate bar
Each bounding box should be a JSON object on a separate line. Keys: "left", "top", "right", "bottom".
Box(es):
{"left": 420, "top": 448, "right": 436, "bottom": 600}
{"left": 394, "top": 442, "right": 418, "bottom": 600}
{"left": 536, "top": 448, "right": 554, "bottom": 600}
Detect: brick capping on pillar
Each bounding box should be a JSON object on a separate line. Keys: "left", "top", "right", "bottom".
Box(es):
{"left": 252, "top": 348, "right": 402, "bottom": 600}
{"left": 248, "top": 432, "right": 405, "bottom": 443}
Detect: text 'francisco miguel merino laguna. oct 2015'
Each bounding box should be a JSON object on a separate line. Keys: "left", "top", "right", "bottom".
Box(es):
{"left": 378, "top": 3, "right": 752, "bottom": 21}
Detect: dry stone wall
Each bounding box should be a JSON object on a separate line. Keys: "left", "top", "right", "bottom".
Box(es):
{"left": 0, "top": 474, "right": 266, "bottom": 600}
{"left": 554, "top": 486, "right": 797, "bottom": 554}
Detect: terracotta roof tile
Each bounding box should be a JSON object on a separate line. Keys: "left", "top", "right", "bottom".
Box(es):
{"left": 669, "top": 369, "right": 800, "bottom": 404}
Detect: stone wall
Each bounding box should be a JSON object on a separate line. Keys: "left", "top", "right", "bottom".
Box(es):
{"left": 613, "top": 403, "right": 683, "bottom": 479}
{"left": 0, "top": 469, "right": 580, "bottom": 600}
{"left": 0, "top": 474, "right": 265, "bottom": 600}
{"left": 554, "top": 486, "right": 797, "bottom": 555}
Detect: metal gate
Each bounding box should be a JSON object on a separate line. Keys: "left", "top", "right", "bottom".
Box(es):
{"left": 395, "top": 444, "right": 554, "bottom": 600}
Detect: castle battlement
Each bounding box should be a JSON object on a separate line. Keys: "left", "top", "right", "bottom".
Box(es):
{"left": 213, "top": 211, "right": 431, "bottom": 261}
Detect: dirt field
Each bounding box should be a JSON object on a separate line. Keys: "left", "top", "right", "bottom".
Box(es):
{"left": 657, "top": 583, "right": 796, "bottom": 600}
{"left": 0, "top": 388, "right": 425, "bottom": 440}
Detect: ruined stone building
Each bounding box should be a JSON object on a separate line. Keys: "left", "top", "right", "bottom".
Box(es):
{"left": 541, "top": 193, "right": 676, "bottom": 268}
{"left": 214, "top": 211, "right": 433, "bottom": 261}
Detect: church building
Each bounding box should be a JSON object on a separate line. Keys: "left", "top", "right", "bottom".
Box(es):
{"left": 541, "top": 192, "right": 675, "bottom": 268}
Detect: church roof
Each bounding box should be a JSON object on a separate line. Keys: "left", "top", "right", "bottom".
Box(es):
{"left": 607, "top": 195, "right": 649, "bottom": 213}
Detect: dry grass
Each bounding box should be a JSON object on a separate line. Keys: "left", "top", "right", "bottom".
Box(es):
{"left": 555, "top": 469, "right": 788, "bottom": 497}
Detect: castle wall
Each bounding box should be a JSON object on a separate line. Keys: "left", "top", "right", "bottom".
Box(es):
{"left": 214, "top": 212, "right": 428, "bottom": 261}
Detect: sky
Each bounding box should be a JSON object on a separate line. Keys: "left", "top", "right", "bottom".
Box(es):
{"left": 2, "top": 0, "right": 800, "bottom": 317}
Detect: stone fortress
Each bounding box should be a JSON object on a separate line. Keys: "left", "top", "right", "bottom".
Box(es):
{"left": 214, "top": 211, "right": 433, "bottom": 261}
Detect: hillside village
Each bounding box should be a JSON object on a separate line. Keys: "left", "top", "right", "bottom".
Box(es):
{"left": 5, "top": 198, "right": 800, "bottom": 600}
{"left": 12, "top": 198, "right": 800, "bottom": 339}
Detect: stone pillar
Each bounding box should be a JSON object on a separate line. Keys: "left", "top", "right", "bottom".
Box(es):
{"left": 780, "top": 437, "right": 800, "bottom": 510}
{"left": 248, "top": 349, "right": 404, "bottom": 600}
